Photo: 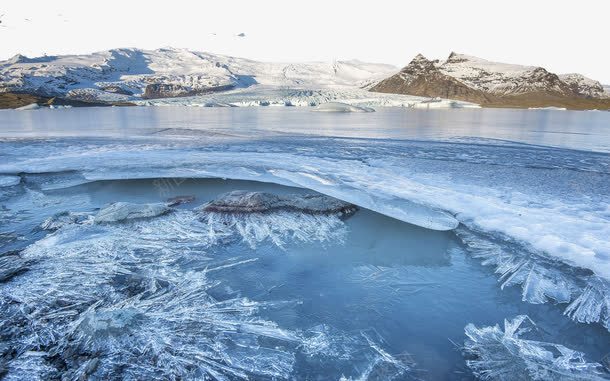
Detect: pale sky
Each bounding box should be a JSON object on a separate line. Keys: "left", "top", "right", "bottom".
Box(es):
{"left": 1, "top": 0, "right": 608, "bottom": 83}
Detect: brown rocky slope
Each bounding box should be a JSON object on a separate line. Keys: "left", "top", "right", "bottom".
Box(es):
{"left": 370, "top": 53, "right": 610, "bottom": 110}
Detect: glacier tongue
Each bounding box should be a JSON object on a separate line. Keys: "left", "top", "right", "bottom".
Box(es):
{"left": 0, "top": 48, "right": 397, "bottom": 100}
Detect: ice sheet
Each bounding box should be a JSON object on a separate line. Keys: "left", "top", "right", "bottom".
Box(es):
{"left": 1, "top": 136, "right": 607, "bottom": 281}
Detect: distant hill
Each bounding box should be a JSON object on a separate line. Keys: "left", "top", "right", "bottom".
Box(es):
{"left": 2, "top": 48, "right": 607, "bottom": 110}
{"left": 370, "top": 53, "right": 610, "bottom": 110}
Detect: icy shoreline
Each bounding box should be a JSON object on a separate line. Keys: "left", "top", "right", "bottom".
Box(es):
{"left": 1, "top": 176, "right": 608, "bottom": 379}
{"left": 1, "top": 107, "right": 609, "bottom": 379}
{"left": 1, "top": 136, "right": 607, "bottom": 277}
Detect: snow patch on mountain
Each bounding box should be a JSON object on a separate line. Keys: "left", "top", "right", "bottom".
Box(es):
{"left": 438, "top": 53, "right": 571, "bottom": 96}
{"left": 559, "top": 73, "right": 606, "bottom": 98}
{"left": 435, "top": 53, "right": 606, "bottom": 99}
{"left": 371, "top": 52, "right": 609, "bottom": 109}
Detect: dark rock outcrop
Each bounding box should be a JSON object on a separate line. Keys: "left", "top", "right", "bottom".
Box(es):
{"left": 199, "top": 191, "right": 357, "bottom": 217}
{"left": 370, "top": 54, "right": 493, "bottom": 104}
{"left": 98, "top": 85, "right": 134, "bottom": 96}
{"left": 0, "top": 92, "right": 135, "bottom": 109}
{"left": 142, "top": 83, "right": 234, "bottom": 99}
{"left": 166, "top": 195, "right": 196, "bottom": 207}
{"left": 370, "top": 53, "right": 610, "bottom": 110}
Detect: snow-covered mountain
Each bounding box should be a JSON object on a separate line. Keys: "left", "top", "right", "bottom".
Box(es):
{"left": 371, "top": 52, "right": 610, "bottom": 110}
{"left": 0, "top": 47, "right": 397, "bottom": 104}
{"left": 2, "top": 48, "right": 606, "bottom": 110}
{"left": 369, "top": 54, "right": 492, "bottom": 103}
{"left": 557, "top": 73, "right": 606, "bottom": 98}
{"left": 438, "top": 53, "right": 605, "bottom": 97}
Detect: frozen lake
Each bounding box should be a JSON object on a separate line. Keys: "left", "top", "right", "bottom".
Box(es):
{"left": 0, "top": 107, "right": 609, "bottom": 380}
{"left": 2, "top": 107, "right": 610, "bottom": 153}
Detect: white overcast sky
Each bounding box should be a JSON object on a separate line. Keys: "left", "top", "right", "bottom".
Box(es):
{"left": 1, "top": 0, "right": 608, "bottom": 82}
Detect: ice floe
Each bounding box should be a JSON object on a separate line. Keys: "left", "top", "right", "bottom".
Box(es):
{"left": 0, "top": 136, "right": 607, "bottom": 278}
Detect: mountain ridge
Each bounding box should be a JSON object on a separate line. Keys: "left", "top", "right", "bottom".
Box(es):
{"left": 0, "top": 47, "right": 398, "bottom": 107}
{"left": 370, "top": 52, "right": 610, "bottom": 110}
{"left": 1, "top": 48, "right": 608, "bottom": 110}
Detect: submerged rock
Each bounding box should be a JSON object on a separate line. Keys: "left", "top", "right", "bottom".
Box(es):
{"left": 200, "top": 191, "right": 357, "bottom": 217}
{"left": 94, "top": 202, "right": 170, "bottom": 223}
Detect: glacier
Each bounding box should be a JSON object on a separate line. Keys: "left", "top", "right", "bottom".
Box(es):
{"left": 0, "top": 48, "right": 479, "bottom": 109}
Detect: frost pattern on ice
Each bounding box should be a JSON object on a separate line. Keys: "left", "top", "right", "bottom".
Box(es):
{"left": 463, "top": 315, "right": 609, "bottom": 381}
{"left": 457, "top": 228, "right": 610, "bottom": 331}
{"left": 0, "top": 205, "right": 402, "bottom": 379}
{"left": 301, "top": 326, "right": 416, "bottom": 381}
{"left": 201, "top": 211, "right": 348, "bottom": 249}
{"left": 0, "top": 211, "right": 299, "bottom": 379}
{"left": 564, "top": 277, "right": 610, "bottom": 330}
{"left": 1, "top": 351, "right": 56, "bottom": 381}
{"left": 197, "top": 190, "right": 354, "bottom": 248}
